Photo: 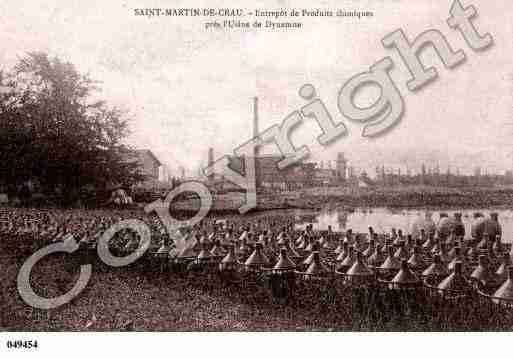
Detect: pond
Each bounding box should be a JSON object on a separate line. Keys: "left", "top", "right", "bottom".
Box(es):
{"left": 286, "top": 208, "right": 513, "bottom": 243}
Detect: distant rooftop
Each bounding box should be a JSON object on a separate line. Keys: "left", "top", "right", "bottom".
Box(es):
{"left": 124, "top": 149, "right": 162, "bottom": 166}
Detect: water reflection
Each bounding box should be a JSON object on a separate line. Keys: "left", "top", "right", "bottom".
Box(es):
{"left": 293, "top": 207, "right": 513, "bottom": 243}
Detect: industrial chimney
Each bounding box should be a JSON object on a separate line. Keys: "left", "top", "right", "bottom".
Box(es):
{"left": 253, "top": 97, "right": 259, "bottom": 158}
{"left": 208, "top": 147, "right": 214, "bottom": 182}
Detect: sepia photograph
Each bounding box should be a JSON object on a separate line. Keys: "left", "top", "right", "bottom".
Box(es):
{"left": 1, "top": 0, "right": 513, "bottom": 356}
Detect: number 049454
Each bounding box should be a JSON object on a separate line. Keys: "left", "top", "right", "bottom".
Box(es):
{"left": 6, "top": 340, "right": 39, "bottom": 349}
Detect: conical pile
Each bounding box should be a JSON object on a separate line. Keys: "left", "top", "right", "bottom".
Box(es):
{"left": 200, "top": 234, "right": 213, "bottom": 249}
{"left": 422, "top": 254, "right": 448, "bottom": 280}
{"left": 322, "top": 236, "right": 333, "bottom": 250}
{"left": 296, "top": 235, "right": 307, "bottom": 250}
{"left": 477, "top": 232, "right": 490, "bottom": 250}
{"left": 467, "top": 245, "right": 479, "bottom": 263}
{"left": 210, "top": 240, "right": 226, "bottom": 260}
{"left": 438, "top": 243, "right": 450, "bottom": 263}
{"left": 379, "top": 246, "right": 401, "bottom": 273}
{"left": 302, "top": 245, "right": 320, "bottom": 267}
{"left": 196, "top": 243, "right": 212, "bottom": 262}
{"left": 239, "top": 230, "right": 248, "bottom": 243}
{"left": 336, "top": 242, "right": 349, "bottom": 262}
{"left": 272, "top": 248, "right": 296, "bottom": 273}
{"left": 124, "top": 237, "right": 138, "bottom": 253}
{"left": 486, "top": 243, "right": 498, "bottom": 263}
{"left": 303, "top": 252, "right": 330, "bottom": 278}
{"left": 184, "top": 235, "right": 200, "bottom": 254}
{"left": 336, "top": 246, "right": 356, "bottom": 274}
{"left": 244, "top": 243, "right": 270, "bottom": 271}
{"left": 392, "top": 234, "right": 402, "bottom": 247}
{"left": 318, "top": 236, "right": 326, "bottom": 247}
{"left": 345, "top": 252, "right": 375, "bottom": 285}
{"left": 447, "top": 245, "right": 459, "bottom": 261}
{"left": 493, "top": 235, "right": 504, "bottom": 255}
{"left": 470, "top": 255, "right": 499, "bottom": 289}
{"left": 368, "top": 244, "right": 385, "bottom": 267}
{"left": 220, "top": 232, "right": 232, "bottom": 247}
{"left": 404, "top": 235, "right": 414, "bottom": 253}
{"left": 496, "top": 253, "right": 512, "bottom": 281}
{"left": 277, "top": 233, "right": 287, "bottom": 246}
{"left": 155, "top": 242, "right": 170, "bottom": 257}
{"left": 437, "top": 262, "right": 473, "bottom": 297}
{"left": 430, "top": 239, "right": 442, "bottom": 257}
{"left": 263, "top": 244, "right": 277, "bottom": 264}
{"left": 295, "top": 233, "right": 305, "bottom": 246}
{"left": 236, "top": 238, "right": 251, "bottom": 262}
{"left": 390, "top": 228, "right": 398, "bottom": 243}
{"left": 445, "top": 230, "right": 457, "bottom": 247}
{"left": 208, "top": 229, "right": 218, "bottom": 240}
{"left": 407, "top": 246, "right": 427, "bottom": 271}
{"left": 492, "top": 266, "right": 513, "bottom": 306}
{"left": 219, "top": 245, "right": 238, "bottom": 271}
{"left": 303, "top": 238, "right": 317, "bottom": 253}
{"left": 389, "top": 260, "right": 420, "bottom": 289}
{"left": 447, "top": 246, "right": 466, "bottom": 273}
{"left": 334, "top": 239, "right": 344, "bottom": 254}
{"left": 283, "top": 240, "right": 302, "bottom": 262}
{"left": 362, "top": 239, "right": 376, "bottom": 258}
{"left": 422, "top": 232, "right": 435, "bottom": 251}
{"left": 345, "top": 229, "right": 354, "bottom": 246}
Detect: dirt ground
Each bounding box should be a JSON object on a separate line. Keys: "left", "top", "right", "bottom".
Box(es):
{"left": 0, "top": 243, "right": 331, "bottom": 331}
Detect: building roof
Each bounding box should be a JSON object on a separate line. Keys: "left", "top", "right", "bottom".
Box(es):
{"left": 123, "top": 149, "right": 162, "bottom": 166}
{"left": 136, "top": 149, "right": 162, "bottom": 166}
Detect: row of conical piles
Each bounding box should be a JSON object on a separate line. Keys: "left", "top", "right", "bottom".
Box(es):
{"left": 157, "top": 219, "right": 513, "bottom": 304}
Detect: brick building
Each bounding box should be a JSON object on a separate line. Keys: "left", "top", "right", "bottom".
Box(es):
{"left": 226, "top": 155, "right": 317, "bottom": 191}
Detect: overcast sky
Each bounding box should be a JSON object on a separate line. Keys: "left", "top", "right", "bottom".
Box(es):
{"left": 1, "top": 0, "right": 512, "bottom": 176}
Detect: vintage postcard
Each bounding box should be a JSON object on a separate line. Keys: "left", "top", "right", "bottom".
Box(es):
{"left": 0, "top": 0, "right": 512, "bottom": 356}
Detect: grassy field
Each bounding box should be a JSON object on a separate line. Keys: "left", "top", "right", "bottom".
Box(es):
{"left": 1, "top": 247, "right": 308, "bottom": 331}
{"left": 2, "top": 236, "right": 513, "bottom": 331}
{"left": 172, "top": 186, "right": 513, "bottom": 213}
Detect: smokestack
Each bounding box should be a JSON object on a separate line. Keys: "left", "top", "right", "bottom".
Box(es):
{"left": 253, "top": 97, "right": 259, "bottom": 157}
{"left": 208, "top": 147, "right": 214, "bottom": 181}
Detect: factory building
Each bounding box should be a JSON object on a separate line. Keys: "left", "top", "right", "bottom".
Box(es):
{"left": 205, "top": 97, "right": 355, "bottom": 192}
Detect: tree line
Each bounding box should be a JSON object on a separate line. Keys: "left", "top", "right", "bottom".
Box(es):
{"left": 0, "top": 52, "right": 144, "bottom": 205}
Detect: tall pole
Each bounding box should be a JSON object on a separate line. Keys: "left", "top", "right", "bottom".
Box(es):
{"left": 208, "top": 147, "right": 214, "bottom": 182}
{"left": 253, "top": 97, "right": 259, "bottom": 158}
{"left": 252, "top": 97, "right": 259, "bottom": 191}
